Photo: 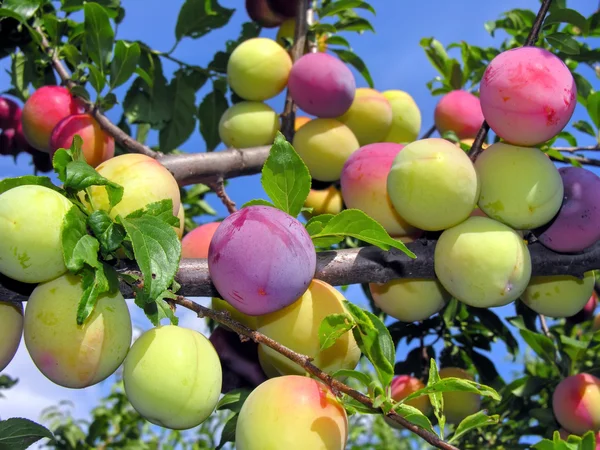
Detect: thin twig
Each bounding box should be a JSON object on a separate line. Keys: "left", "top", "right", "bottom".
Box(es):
{"left": 549, "top": 154, "right": 600, "bottom": 167}
{"left": 280, "top": 0, "right": 310, "bottom": 141}
{"left": 207, "top": 177, "right": 237, "bottom": 214}
{"left": 419, "top": 124, "right": 436, "bottom": 140}
{"left": 35, "top": 26, "right": 160, "bottom": 159}
{"left": 467, "top": 0, "right": 553, "bottom": 162}
{"left": 555, "top": 145, "right": 600, "bottom": 153}
{"left": 540, "top": 315, "right": 551, "bottom": 338}
{"left": 173, "top": 295, "right": 460, "bottom": 450}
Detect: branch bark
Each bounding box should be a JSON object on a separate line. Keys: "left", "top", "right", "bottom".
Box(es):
{"left": 173, "top": 295, "right": 460, "bottom": 450}
{"left": 3, "top": 239, "right": 599, "bottom": 303}
{"left": 555, "top": 145, "right": 600, "bottom": 153}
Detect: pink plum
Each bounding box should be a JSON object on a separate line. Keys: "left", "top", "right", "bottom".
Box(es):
{"left": 208, "top": 205, "right": 316, "bottom": 316}
{"left": 434, "top": 90, "right": 484, "bottom": 139}
{"left": 340, "top": 143, "right": 421, "bottom": 237}
{"left": 534, "top": 167, "right": 600, "bottom": 253}
{"left": 553, "top": 373, "right": 600, "bottom": 436}
{"left": 181, "top": 222, "right": 221, "bottom": 259}
{"left": 288, "top": 53, "right": 356, "bottom": 118}
{"left": 0, "top": 97, "right": 21, "bottom": 129}
{"left": 385, "top": 376, "right": 431, "bottom": 429}
{"left": 21, "top": 86, "right": 86, "bottom": 152}
{"left": 480, "top": 47, "right": 577, "bottom": 146}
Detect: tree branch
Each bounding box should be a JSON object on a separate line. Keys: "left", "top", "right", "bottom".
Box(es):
{"left": 206, "top": 176, "right": 237, "bottom": 214}
{"left": 3, "top": 240, "right": 599, "bottom": 304}
{"left": 173, "top": 295, "right": 460, "bottom": 450}
{"left": 555, "top": 145, "right": 600, "bottom": 153}
{"left": 35, "top": 27, "right": 161, "bottom": 159}
{"left": 549, "top": 154, "right": 600, "bottom": 167}
{"left": 467, "top": 0, "right": 553, "bottom": 162}
{"left": 419, "top": 124, "right": 437, "bottom": 140}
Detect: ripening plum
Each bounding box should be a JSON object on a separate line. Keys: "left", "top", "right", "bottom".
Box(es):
{"left": 370, "top": 277, "right": 451, "bottom": 322}
{"left": 24, "top": 273, "right": 132, "bottom": 388}
{"left": 0, "top": 96, "right": 21, "bottom": 129}
{"left": 435, "top": 216, "right": 532, "bottom": 308}
{"left": 21, "top": 86, "right": 86, "bottom": 152}
{"left": 302, "top": 186, "right": 343, "bottom": 220}
{"left": 294, "top": 116, "right": 311, "bottom": 130}
{"left": 385, "top": 375, "right": 431, "bottom": 429}
{"left": 567, "top": 291, "right": 598, "bottom": 325}
{"left": 85, "top": 153, "right": 181, "bottom": 219}
{"left": 258, "top": 344, "right": 282, "bottom": 378}
{"left": 382, "top": 90, "right": 421, "bottom": 144}
{"left": 475, "top": 143, "right": 564, "bottom": 230}
{"left": 211, "top": 296, "right": 258, "bottom": 330}
{"left": 521, "top": 271, "right": 595, "bottom": 318}
{"left": 337, "top": 88, "right": 392, "bottom": 145}
{"left": 49, "top": 113, "right": 114, "bottom": 167}
{"left": 208, "top": 205, "right": 316, "bottom": 316}
{"left": 181, "top": 222, "right": 221, "bottom": 258}
{"left": 268, "top": 0, "right": 298, "bottom": 17}
{"left": 292, "top": 118, "right": 360, "bottom": 182}
{"left": 257, "top": 280, "right": 361, "bottom": 376}
{"left": 123, "top": 325, "right": 222, "bottom": 430}
{"left": 341, "top": 143, "right": 421, "bottom": 237}
{"left": 0, "top": 185, "right": 73, "bottom": 284}
{"left": 387, "top": 138, "right": 480, "bottom": 231}
{"left": 534, "top": 167, "right": 600, "bottom": 253}
{"left": 0, "top": 301, "right": 23, "bottom": 372}
{"left": 175, "top": 205, "right": 185, "bottom": 240}
{"left": 245, "top": 0, "right": 285, "bottom": 27}
{"left": 434, "top": 90, "right": 484, "bottom": 140}
{"left": 439, "top": 367, "right": 482, "bottom": 424}
{"left": 218, "top": 101, "right": 280, "bottom": 148}
{"left": 227, "top": 38, "right": 292, "bottom": 101}
{"left": 236, "top": 375, "right": 348, "bottom": 450}
{"left": 480, "top": 47, "right": 577, "bottom": 146}
{"left": 288, "top": 53, "right": 356, "bottom": 118}
{"left": 553, "top": 373, "right": 600, "bottom": 436}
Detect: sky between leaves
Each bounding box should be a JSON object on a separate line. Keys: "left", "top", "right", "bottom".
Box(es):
{"left": 0, "top": 0, "right": 599, "bottom": 447}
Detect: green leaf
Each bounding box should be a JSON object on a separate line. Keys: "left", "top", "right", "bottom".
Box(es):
{"left": 87, "top": 210, "right": 126, "bottom": 253}
{"left": 573, "top": 73, "right": 593, "bottom": 105}
{"left": 404, "top": 377, "right": 502, "bottom": 404}
{"left": 391, "top": 404, "right": 437, "bottom": 436}
{"left": 334, "top": 17, "right": 375, "bottom": 33}
{"left": 330, "top": 48, "right": 374, "bottom": 88}
{"left": 120, "top": 215, "right": 181, "bottom": 303}
{"left": 426, "top": 359, "right": 444, "bottom": 420}
{"left": 159, "top": 71, "right": 199, "bottom": 153}
{"left": 0, "top": 417, "right": 54, "bottom": 450}
{"left": 329, "top": 369, "right": 372, "bottom": 388}
{"left": 572, "top": 120, "right": 596, "bottom": 137}
{"left": 10, "top": 52, "right": 29, "bottom": 102}
{"left": 175, "top": 0, "right": 234, "bottom": 41}
{"left": 84, "top": 2, "right": 115, "bottom": 74}
{"left": 217, "top": 389, "right": 251, "bottom": 413}
{"left": 137, "top": 296, "right": 179, "bottom": 326}
{"left": 242, "top": 199, "right": 276, "bottom": 208}
{"left": 126, "top": 199, "right": 180, "bottom": 227}
{"left": 544, "top": 8, "right": 589, "bottom": 34}
{"left": 586, "top": 92, "right": 600, "bottom": 129}
{"left": 77, "top": 263, "right": 116, "bottom": 325}
{"left": 198, "top": 88, "right": 228, "bottom": 151}
{"left": 0, "top": 176, "right": 63, "bottom": 196}
{"left": 319, "top": 0, "right": 375, "bottom": 18}
{"left": 509, "top": 316, "right": 557, "bottom": 364}
{"left": 420, "top": 37, "right": 451, "bottom": 78}
{"left": 308, "top": 209, "right": 416, "bottom": 257}
{"left": 546, "top": 32, "right": 580, "bottom": 55}
{"left": 305, "top": 214, "right": 342, "bottom": 247}
{"left": 215, "top": 413, "right": 237, "bottom": 450}
{"left": 85, "top": 63, "right": 106, "bottom": 94}
{"left": 325, "top": 35, "right": 351, "bottom": 48}
{"left": 1, "top": 0, "right": 42, "bottom": 20}
{"left": 344, "top": 301, "right": 394, "bottom": 388}
{"left": 63, "top": 161, "right": 124, "bottom": 209}
{"left": 261, "top": 133, "right": 311, "bottom": 218}
{"left": 318, "top": 313, "right": 355, "bottom": 350}
{"left": 61, "top": 206, "right": 100, "bottom": 273}
{"left": 110, "top": 40, "right": 141, "bottom": 89}
{"left": 448, "top": 411, "right": 500, "bottom": 444}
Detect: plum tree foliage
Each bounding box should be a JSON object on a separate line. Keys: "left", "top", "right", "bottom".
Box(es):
{"left": 0, "top": 0, "right": 600, "bottom": 449}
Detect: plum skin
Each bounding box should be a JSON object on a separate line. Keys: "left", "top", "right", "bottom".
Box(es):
{"left": 123, "top": 325, "right": 222, "bottom": 430}
{"left": 0, "top": 185, "right": 73, "bottom": 284}
{"left": 434, "top": 90, "right": 484, "bottom": 139}
{"left": 439, "top": 367, "right": 482, "bottom": 423}
{"left": 0, "top": 301, "right": 23, "bottom": 372}
{"left": 553, "top": 373, "right": 600, "bottom": 436}
{"left": 208, "top": 205, "right": 316, "bottom": 316}
{"left": 24, "top": 273, "right": 132, "bottom": 389}
{"left": 385, "top": 375, "right": 431, "bottom": 429}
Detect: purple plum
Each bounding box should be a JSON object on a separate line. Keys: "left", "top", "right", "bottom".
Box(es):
{"left": 535, "top": 167, "right": 600, "bottom": 253}
{"left": 208, "top": 205, "right": 316, "bottom": 316}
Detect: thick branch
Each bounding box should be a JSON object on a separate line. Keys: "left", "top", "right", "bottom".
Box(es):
{"left": 467, "top": 0, "right": 553, "bottom": 162}
{"left": 3, "top": 240, "right": 600, "bottom": 303}
{"left": 173, "top": 295, "right": 460, "bottom": 450}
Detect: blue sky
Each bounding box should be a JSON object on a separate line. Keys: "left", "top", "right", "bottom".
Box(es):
{"left": 0, "top": 0, "right": 599, "bottom": 446}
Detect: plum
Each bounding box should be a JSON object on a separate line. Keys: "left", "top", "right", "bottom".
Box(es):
{"left": 553, "top": 373, "right": 600, "bottom": 436}
{"left": 245, "top": 0, "right": 285, "bottom": 27}
{"left": 435, "top": 216, "right": 532, "bottom": 308}
{"left": 123, "top": 325, "right": 222, "bottom": 430}
{"left": 534, "top": 167, "right": 600, "bottom": 253}
{"left": 288, "top": 53, "right": 356, "bottom": 118}
{"left": 21, "top": 86, "right": 86, "bottom": 152}
{"left": 268, "top": 0, "right": 298, "bottom": 17}
{"left": 302, "top": 186, "right": 343, "bottom": 220}
{"left": 208, "top": 205, "right": 316, "bottom": 316}
{"left": 480, "top": 47, "right": 577, "bottom": 146}
{"left": 0, "top": 185, "right": 73, "bottom": 284}
{"left": 218, "top": 101, "right": 280, "bottom": 148}
{"left": 24, "top": 273, "right": 132, "bottom": 388}
{"left": 0, "top": 96, "right": 21, "bottom": 129}
{"left": 475, "top": 142, "right": 564, "bottom": 230}
{"left": 0, "top": 301, "right": 23, "bottom": 372}
{"left": 385, "top": 375, "right": 431, "bottom": 429}
{"left": 211, "top": 296, "right": 258, "bottom": 330}
{"left": 434, "top": 90, "right": 484, "bottom": 140}
{"left": 181, "top": 222, "right": 221, "bottom": 258}
{"left": 227, "top": 38, "right": 292, "bottom": 101}
{"left": 566, "top": 290, "right": 598, "bottom": 325}
{"left": 439, "top": 367, "right": 481, "bottom": 423}
{"left": 382, "top": 90, "right": 421, "bottom": 144}
{"left": 387, "top": 138, "right": 480, "bottom": 231}
{"left": 341, "top": 142, "right": 421, "bottom": 237}
{"left": 337, "top": 88, "right": 393, "bottom": 145}
{"left": 236, "top": 375, "right": 348, "bottom": 450}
